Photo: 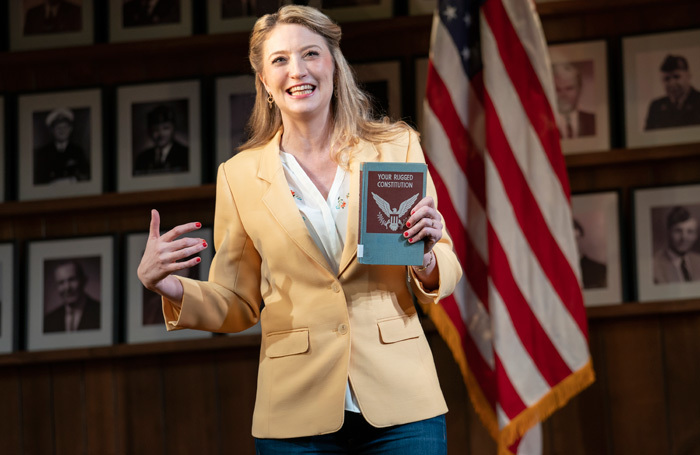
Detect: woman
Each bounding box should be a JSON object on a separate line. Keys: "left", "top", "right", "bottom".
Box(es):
{"left": 138, "top": 5, "right": 462, "bottom": 454}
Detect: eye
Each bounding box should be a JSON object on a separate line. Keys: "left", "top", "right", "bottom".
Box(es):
{"left": 272, "top": 56, "right": 286, "bottom": 64}
{"left": 305, "top": 50, "right": 319, "bottom": 58}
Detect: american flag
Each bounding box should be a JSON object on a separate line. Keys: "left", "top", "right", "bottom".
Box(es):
{"left": 420, "top": 0, "right": 595, "bottom": 452}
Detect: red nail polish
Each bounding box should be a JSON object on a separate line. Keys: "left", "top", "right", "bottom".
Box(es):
{"left": 195, "top": 257, "right": 202, "bottom": 263}
{"left": 404, "top": 232, "right": 409, "bottom": 237}
{"left": 202, "top": 242, "right": 208, "bottom": 248}
{"left": 195, "top": 222, "right": 202, "bottom": 228}
{"left": 406, "top": 221, "right": 411, "bottom": 227}
{"left": 409, "top": 238, "right": 414, "bottom": 243}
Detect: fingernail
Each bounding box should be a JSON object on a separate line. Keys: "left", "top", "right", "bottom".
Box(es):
{"left": 409, "top": 238, "right": 414, "bottom": 243}
{"left": 202, "top": 242, "right": 208, "bottom": 248}
{"left": 195, "top": 257, "right": 202, "bottom": 263}
{"left": 195, "top": 222, "right": 202, "bottom": 228}
{"left": 411, "top": 210, "right": 415, "bottom": 215}
{"left": 404, "top": 232, "right": 409, "bottom": 237}
{"left": 406, "top": 221, "right": 411, "bottom": 227}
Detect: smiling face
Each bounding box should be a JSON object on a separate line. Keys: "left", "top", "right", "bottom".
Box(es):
{"left": 55, "top": 262, "right": 85, "bottom": 308}
{"left": 259, "top": 23, "right": 335, "bottom": 124}
{"left": 662, "top": 69, "right": 692, "bottom": 103}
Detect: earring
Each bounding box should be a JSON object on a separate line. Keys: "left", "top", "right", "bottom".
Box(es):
{"left": 267, "top": 93, "right": 274, "bottom": 109}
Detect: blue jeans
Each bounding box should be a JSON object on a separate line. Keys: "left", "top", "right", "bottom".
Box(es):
{"left": 255, "top": 412, "right": 447, "bottom": 455}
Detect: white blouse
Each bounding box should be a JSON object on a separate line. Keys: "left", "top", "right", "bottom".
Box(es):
{"left": 279, "top": 151, "right": 361, "bottom": 413}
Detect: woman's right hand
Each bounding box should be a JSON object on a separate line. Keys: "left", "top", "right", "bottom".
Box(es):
{"left": 137, "top": 209, "right": 208, "bottom": 303}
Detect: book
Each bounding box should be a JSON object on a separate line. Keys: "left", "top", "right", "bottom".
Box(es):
{"left": 358, "top": 162, "right": 427, "bottom": 266}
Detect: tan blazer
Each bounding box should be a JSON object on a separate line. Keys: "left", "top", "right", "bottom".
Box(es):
{"left": 163, "top": 128, "right": 462, "bottom": 439}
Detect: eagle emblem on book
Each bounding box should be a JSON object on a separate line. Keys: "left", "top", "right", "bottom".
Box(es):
{"left": 372, "top": 192, "right": 419, "bottom": 231}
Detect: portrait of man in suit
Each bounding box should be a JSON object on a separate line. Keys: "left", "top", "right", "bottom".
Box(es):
{"left": 33, "top": 107, "right": 91, "bottom": 185}
{"left": 645, "top": 54, "right": 700, "bottom": 130}
{"left": 23, "top": 0, "right": 82, "bottom": 36}
{"left": 133, "top": 103, "right": 189, "bottom": 176}
{"left": 653, "top": 205, "right": 700, "bottom": 284}
{"left": 122, "top": 0, "right": 180, "bottom": 27}
{"left": 574, "top": 218, "right": 607, "bottom": 289}
{"left": 43, "top": 259, "right": 101, "bottom": 333}
{"left": 553, "top": 61, "right": 596, "bottom": 139}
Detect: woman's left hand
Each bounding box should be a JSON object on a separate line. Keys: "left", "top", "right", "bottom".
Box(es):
{"left": 403, "top": 196, "right": 443, "bottom": 254}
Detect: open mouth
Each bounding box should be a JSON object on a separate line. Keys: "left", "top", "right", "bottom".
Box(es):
{"left": 287, "top": 84, "right": 316, "bottom": 96}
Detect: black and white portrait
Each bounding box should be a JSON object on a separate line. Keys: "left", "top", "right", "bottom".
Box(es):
{"left": 650, "top": 204, "right": 700, "bottom": 284}
{"left": 624, "top": 29, "right": 700, "bottom": 148}
{"left": 22, "top": 0, "right": 82, "bottom": 36}
{"left": 43, "top": 256, "right": 101, "bottom": 333}
{"left": 131, "top": 101, "right": 190, "bottom": 176}
{"left": 122, "top": 0, "right": 181, "bottom": 27}
{"left": 32, "top": 107, "right": 91, "bottom": 185}
{"left": 548, "top": 40, "right": 610, "bottom": 154}
{"left": 19, "top": 89, "right": 102, "bottom": 200}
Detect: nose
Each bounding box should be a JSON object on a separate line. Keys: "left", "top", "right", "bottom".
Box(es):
{"left": 289, "top": 56, "right": 307, "bottom": 79}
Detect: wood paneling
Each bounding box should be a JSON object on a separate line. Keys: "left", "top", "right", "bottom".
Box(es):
{"left": 0, "top": 367, "right": 22, "bottom": 455}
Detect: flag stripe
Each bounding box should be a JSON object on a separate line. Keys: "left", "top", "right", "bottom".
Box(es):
{"left": 481, "top": 0, "right": 569, "bottom": 198}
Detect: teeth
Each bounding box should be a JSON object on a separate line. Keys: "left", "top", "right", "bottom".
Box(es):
{"left": 288, "top": 84, "right": 314, "bottom": 95}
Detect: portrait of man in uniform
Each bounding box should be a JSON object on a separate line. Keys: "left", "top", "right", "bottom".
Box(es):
{"left": 645, "top": 54, "right": 700, "bottom": 130}
{"left": 33, "top": 107, "right": 91, "bottom": 185}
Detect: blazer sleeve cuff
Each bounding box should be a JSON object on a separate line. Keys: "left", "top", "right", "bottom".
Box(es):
{"left": 162, "top": 275, "right": 203, "bottom": 331}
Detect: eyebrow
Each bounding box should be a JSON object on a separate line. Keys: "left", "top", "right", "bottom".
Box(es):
{"left": 268, "top": 44, "right": 323, "bottom": 58}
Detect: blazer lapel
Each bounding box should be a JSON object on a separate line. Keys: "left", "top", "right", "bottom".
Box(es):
{"left": 338, "top": 140, "right": 379, "bottom": 277}
{"left": 259, "top": 132, "right": 333, "bottom": 274}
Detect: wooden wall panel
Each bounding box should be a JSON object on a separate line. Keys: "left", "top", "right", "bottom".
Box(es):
{"left": 118, "top": 357, "right": 166, "bottom": 455}
{"left": 52, "top": 363, "right": 87, "bottom": 455}
{"left": 20, "top": 365, "right": 54, "bottom": 455}
{"left": 0, "top": 367, "right": 23, "bottom": 455}
{"left": 602, "top": 318, "right": 667, "bottom": 454}
{"left": 662, "top": 313, "right": 700, "bottom": 454}
{"left": 162, "top": 353, "right": 220, "bottom": 455}
{"left": 84, "top": 361, "right": 119, "bottom": 455}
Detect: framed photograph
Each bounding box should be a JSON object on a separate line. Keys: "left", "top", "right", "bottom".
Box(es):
{"left": 8, "top": 0, "right": 94, "bottom": 51}
{"left": 353, "top": 61, "right": 402, "bottom": 121}
{"left": 207, "top": 0, "right": 260, "bottom": 34}
{"left": 0, "top": 243, "right": 18, "bottom": 354}
{"left": 125, "top": 229, "right": 214, "bottom": 343}
{"left": 26, "top": 236, "right": 114, "bottom": 351}
{"left": 414, "top": 57, "right": 428, "bottom": 133}
{"left": 409, "top": 0, "right": 434, "bottom": 15}
{"left": 623, "top": 29, "right": 700, "bottom": 148}
{"left": 117, "top": 80, "right": 201, "bottom": 192}
{"left": 0, "top": 96, "right": 5, "bottom": 202}
{"left": 18, "top": 89, "right": 102, "bottom": 201}
{"left": 634, "top": 183, "right": 700, "bottom": 302}
{"left": 215, "top": 75, "right": 256, "bottom": 168}
{"left": 319, "top": 0, "right": 393, "bottom": 22}
{"left": 571, "top": 191, "right": 623, "bottom": 306}
{"left": 548, "top": 40, "right": 610, "bottom": 154}
{"left": 110, "top": 0, "right": 192, "bottom": 43}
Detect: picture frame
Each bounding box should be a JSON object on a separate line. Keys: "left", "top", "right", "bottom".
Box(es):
{"left": 117, "top": 80, "right": 201, "bottom": 192}
{"left": 109, "top": 0, "right": 192, "bottom": 43}
{"left": 207, "top": 0, "right": 258, "bottom": 34}
{"left": 353, "top": 61, "right": 402, "bottom": 121}
{"left": 18, "top": 88, "right": 103, "bottom": 201}
{"left": 548, "top": 40, "right": 610, "bottom": 154}
{"left": 571, "top": 191, "right": 623, "bottom": 306}
{"left": 623, "top": 28, "right": 700, "bottom": 148}
{"left": 0, "top": 243, "right": 18, "bottom": 354}
{"left": 125, "top": 229, "right": 214, "bottom": 344}
{"left": 9, "top": 0, "right": 94, "bottom": 51}
{"left": 633, "top": 184, "right": 700, "bottom": 302}
{"left": 215, "top": 75, "right": 256, "bottom": 168}
{"left": 414, "top": 57, "right": 428, "bottom": 134}
{"left": 319, "top": 0, "right": 393, "bottom": 22}
{"left": 409, "top": 0, "right": 434, "bottom": 15}
{"left": 634, "top": 183, "right": 700, "bottom": 302}
{"left": 0, "top": 96, "right": 5, "bottom": 202}
{"left": 26, "top": 236, "right": 115, "bottom": 351}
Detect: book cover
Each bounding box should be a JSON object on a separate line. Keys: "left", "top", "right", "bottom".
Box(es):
{"left": 358, "top": 162, "right": 427, "bottom": 265}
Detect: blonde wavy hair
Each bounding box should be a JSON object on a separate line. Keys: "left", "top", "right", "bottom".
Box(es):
{"left": 240, "top": 5, "right": 411, "bottom": 165}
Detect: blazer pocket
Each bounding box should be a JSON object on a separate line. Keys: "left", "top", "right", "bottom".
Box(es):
{"left": 377, "top": 314, "right": 422, "bottom": 344}
{"left": 265, "top": 328, "right": 310, "bottom": 358}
